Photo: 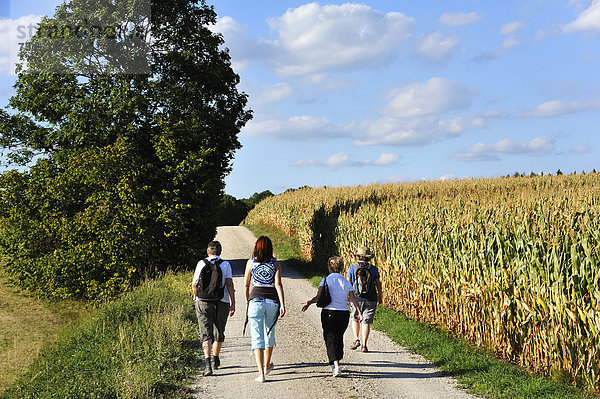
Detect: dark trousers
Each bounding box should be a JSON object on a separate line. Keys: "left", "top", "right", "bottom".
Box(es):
{"left": 320, "top": 309, "right": 350, "bottom": 365}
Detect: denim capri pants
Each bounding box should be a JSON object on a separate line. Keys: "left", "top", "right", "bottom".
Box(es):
{"left": 247, "top": 298, "right": 279, "bottom": 350}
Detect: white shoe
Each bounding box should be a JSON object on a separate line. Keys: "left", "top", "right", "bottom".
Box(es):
{"left": 333, "top": 366, "right": 341, "bottom": 377}
{"left": 265, "top": 362, "right": 274, "bottom": 375}
{"left": 255, "top": 374, "right": 265, "bottom": 383}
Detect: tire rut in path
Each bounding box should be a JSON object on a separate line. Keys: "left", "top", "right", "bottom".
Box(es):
{"left": 189, "top": 226, "right": 477, "bottom": 399}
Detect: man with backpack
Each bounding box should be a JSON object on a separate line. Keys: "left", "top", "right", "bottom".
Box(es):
{"left": 346, "top": 246, "right": 382, "bottom": 353}
{"left": 192, "top": 240, "right": 235, "bottom": 376}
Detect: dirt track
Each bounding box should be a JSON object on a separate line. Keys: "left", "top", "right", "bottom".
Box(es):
{"left": 189, "top": 226, "right": 478, "bottom": 399}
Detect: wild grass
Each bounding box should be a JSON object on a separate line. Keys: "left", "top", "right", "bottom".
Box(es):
{"left": 0, "top": 268, "right": 90, "bottom": 391}
{"left": 2, "top": 273, "right": 200, "bottom": 399}
{"left": 246, "top": 222, "right": 593, "bottom": 399}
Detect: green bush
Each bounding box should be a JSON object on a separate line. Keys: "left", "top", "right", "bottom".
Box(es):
{"left": 0, "top": 0, "right": 251, "bottom": 299}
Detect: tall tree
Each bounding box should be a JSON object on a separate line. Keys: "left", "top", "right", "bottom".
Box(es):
{"left": 0, "top": 0, "right": 252, "bottom": 299}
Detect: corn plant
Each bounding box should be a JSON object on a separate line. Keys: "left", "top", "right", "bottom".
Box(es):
{"left": 244, "top": 174, "right": 600, "bottom": 393}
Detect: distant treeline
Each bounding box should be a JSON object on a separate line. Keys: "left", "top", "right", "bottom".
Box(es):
{"left": 216, "top": 190, "right": 273, "bottom": 226}
{"left": 217, "top": 186, "right": 311, "bottom": 226}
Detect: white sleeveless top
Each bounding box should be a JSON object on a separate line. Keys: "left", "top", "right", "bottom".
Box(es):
{"left": 251, "top": 258, "right": 276, "bottom": 288}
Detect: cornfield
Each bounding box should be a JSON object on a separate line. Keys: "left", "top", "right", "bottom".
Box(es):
{"left": 244, "top": 174, "right": 600, "bottom": 393}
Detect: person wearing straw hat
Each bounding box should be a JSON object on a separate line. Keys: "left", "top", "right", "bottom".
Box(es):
{"left": 346, "top": 245, "right": 382, "bottom": 352}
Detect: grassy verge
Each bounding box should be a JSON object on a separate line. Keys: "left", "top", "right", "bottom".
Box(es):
{"left": 245, "top": 223, "right": 592, "bottom": 399}
{"left": 0, "top": 268, "right": 90, "bottom": 391}
{"left": 2, "top": 273, "right": 200, "bottom": 399}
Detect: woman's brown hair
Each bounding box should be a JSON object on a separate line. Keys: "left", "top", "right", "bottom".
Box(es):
{"left": 253, "top": 236, "right": 273, "bottom": 263}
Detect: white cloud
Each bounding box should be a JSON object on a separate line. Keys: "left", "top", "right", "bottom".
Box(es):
{"left": 438, "top": 11, "right": 482, "bottom": 27}
{"left": 290, "top": 151, "right": 401, "bottom": 169}
{"left": 242, "top": 114, "right": 352, "bottom": 140}
{"left": 219, "top": 3, "right": 414, "bottom": 78}
{"left": 436, "top": 174, "right": 458, "bottom": 181}
{"left": 355, "top": 114, "right": 485, "bottom": 146}
{"left": 325, "top": 152, "right": 357, "bottom": 168}
{"left": 288, "top": 158, "right": 321, "bottom": 167}
{"left": 381, "top": 77, "right": 474, "bottom": 118}
{"left": 564, "top": 0, "right": 600, "bottom": 33}
{"left": 414, "top": 31, "right": 460, "bottom": 63}
{"left": 211, "top": 16, "right": 275, "bottom": 71}
{"left": 0, "top": 14, "right": 43, "bottom": 75}
{"left": 252, "top": 82, "right": 293, "bottom": 105}
{"left": 453, "top": 137, "right": 556, "bottom": 161}
{"left": 500, "top": 21, "right": 526, "bottom": 35}
{"left": 569, "top": 145, "right": 593, "bottom": 154}
{"left": 367, "top": 153, "right": 401, "bottom": 165}
{"left": 520, "top": 99, "right": 600, "bottom": 117}
{"left": 472, "top": 21, "right": 525, "bottom": 63}
{"left": 352, "top": 77, "right": 485, "bottom": 147}
{"left": 501, "top": 35, "right": 520, "bottom": 49}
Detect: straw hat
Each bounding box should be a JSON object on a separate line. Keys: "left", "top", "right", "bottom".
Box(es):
{"left": 354, "top": 246, "right": 374, "bottom": 259}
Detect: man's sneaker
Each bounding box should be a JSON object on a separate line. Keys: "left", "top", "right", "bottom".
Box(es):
{"left": 361, "top": 345, "right": 369, "bottom": 353}
{"left": 255, "top": 374, "right": 265, "bottom": 383}
{"left": 350, "top": 339, "right": 361, "bottom": 350}
{"left": 212, "top": 356, "right": 220, "bottom": 370}
{"left": 265, "top": 362, "right": 274, "bottom": 375}
{"left": 203, "top": 358, "right": 213, "bottom": 376}
{"left": 333, "top": 366, "right": 341, "bottom": 377}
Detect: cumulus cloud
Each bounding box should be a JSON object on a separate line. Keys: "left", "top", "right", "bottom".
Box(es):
{"left": 438, "top": 11, "right": 482, "bottom": 27}
{"left": 355, "top": 114, "right": 485, "bottom": 146}
{"left": 268, "top": 3, "right": 415, "bottom": 76}
{"left": 368, "top": 152, "right": 401, "bottom": 165}
{"left": 414, "top": 31, "right": 460, "bottom": 63}
{"left": 344, "top": 77, "right": 484, "bottom": 146}
{"left": 564, "top": 0, "right": 600, "bottom": 33}
{"left": 242, "top": 114, "right": 352, "bottom": 140}
{"left": 290, "top": 152, "right": 401, "bottom": 169}
{"left": 0, "top": 14, "right": 43, "bottom": 75}
{"left": 520, "top": 99, "right": 600, "bottom": 117}
{"left": 380, "top": 77, "right": 474, "bottom": 118}
{"left": 453, "top": 137, "right": 556, "bottom": 161}
{"left": 213, "top": 4, "right": 415, "bottom": 78}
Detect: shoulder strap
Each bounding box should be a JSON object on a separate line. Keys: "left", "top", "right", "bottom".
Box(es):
{"left": 203, "top": 258, "right": 224, "bottom": 266}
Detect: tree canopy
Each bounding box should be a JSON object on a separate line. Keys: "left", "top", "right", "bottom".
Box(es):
{"left": 0, "top": 0, "right": 252, "bottom": 299}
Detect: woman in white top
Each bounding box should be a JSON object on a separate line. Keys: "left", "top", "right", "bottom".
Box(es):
{"left": 301, "top": 256, "right": 362, "bottom": 377}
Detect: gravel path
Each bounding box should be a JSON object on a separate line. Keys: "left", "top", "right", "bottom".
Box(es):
{"left": 189, "top": 226, "right": 478, "bottom": 399}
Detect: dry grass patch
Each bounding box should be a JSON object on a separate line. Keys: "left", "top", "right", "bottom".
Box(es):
{"left": 0, "top": 269, "right": 89, "bottom": 390}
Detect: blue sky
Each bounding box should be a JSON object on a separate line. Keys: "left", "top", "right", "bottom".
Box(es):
{"left": 1, "top": 1, "right": 599, "bottom": 198}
